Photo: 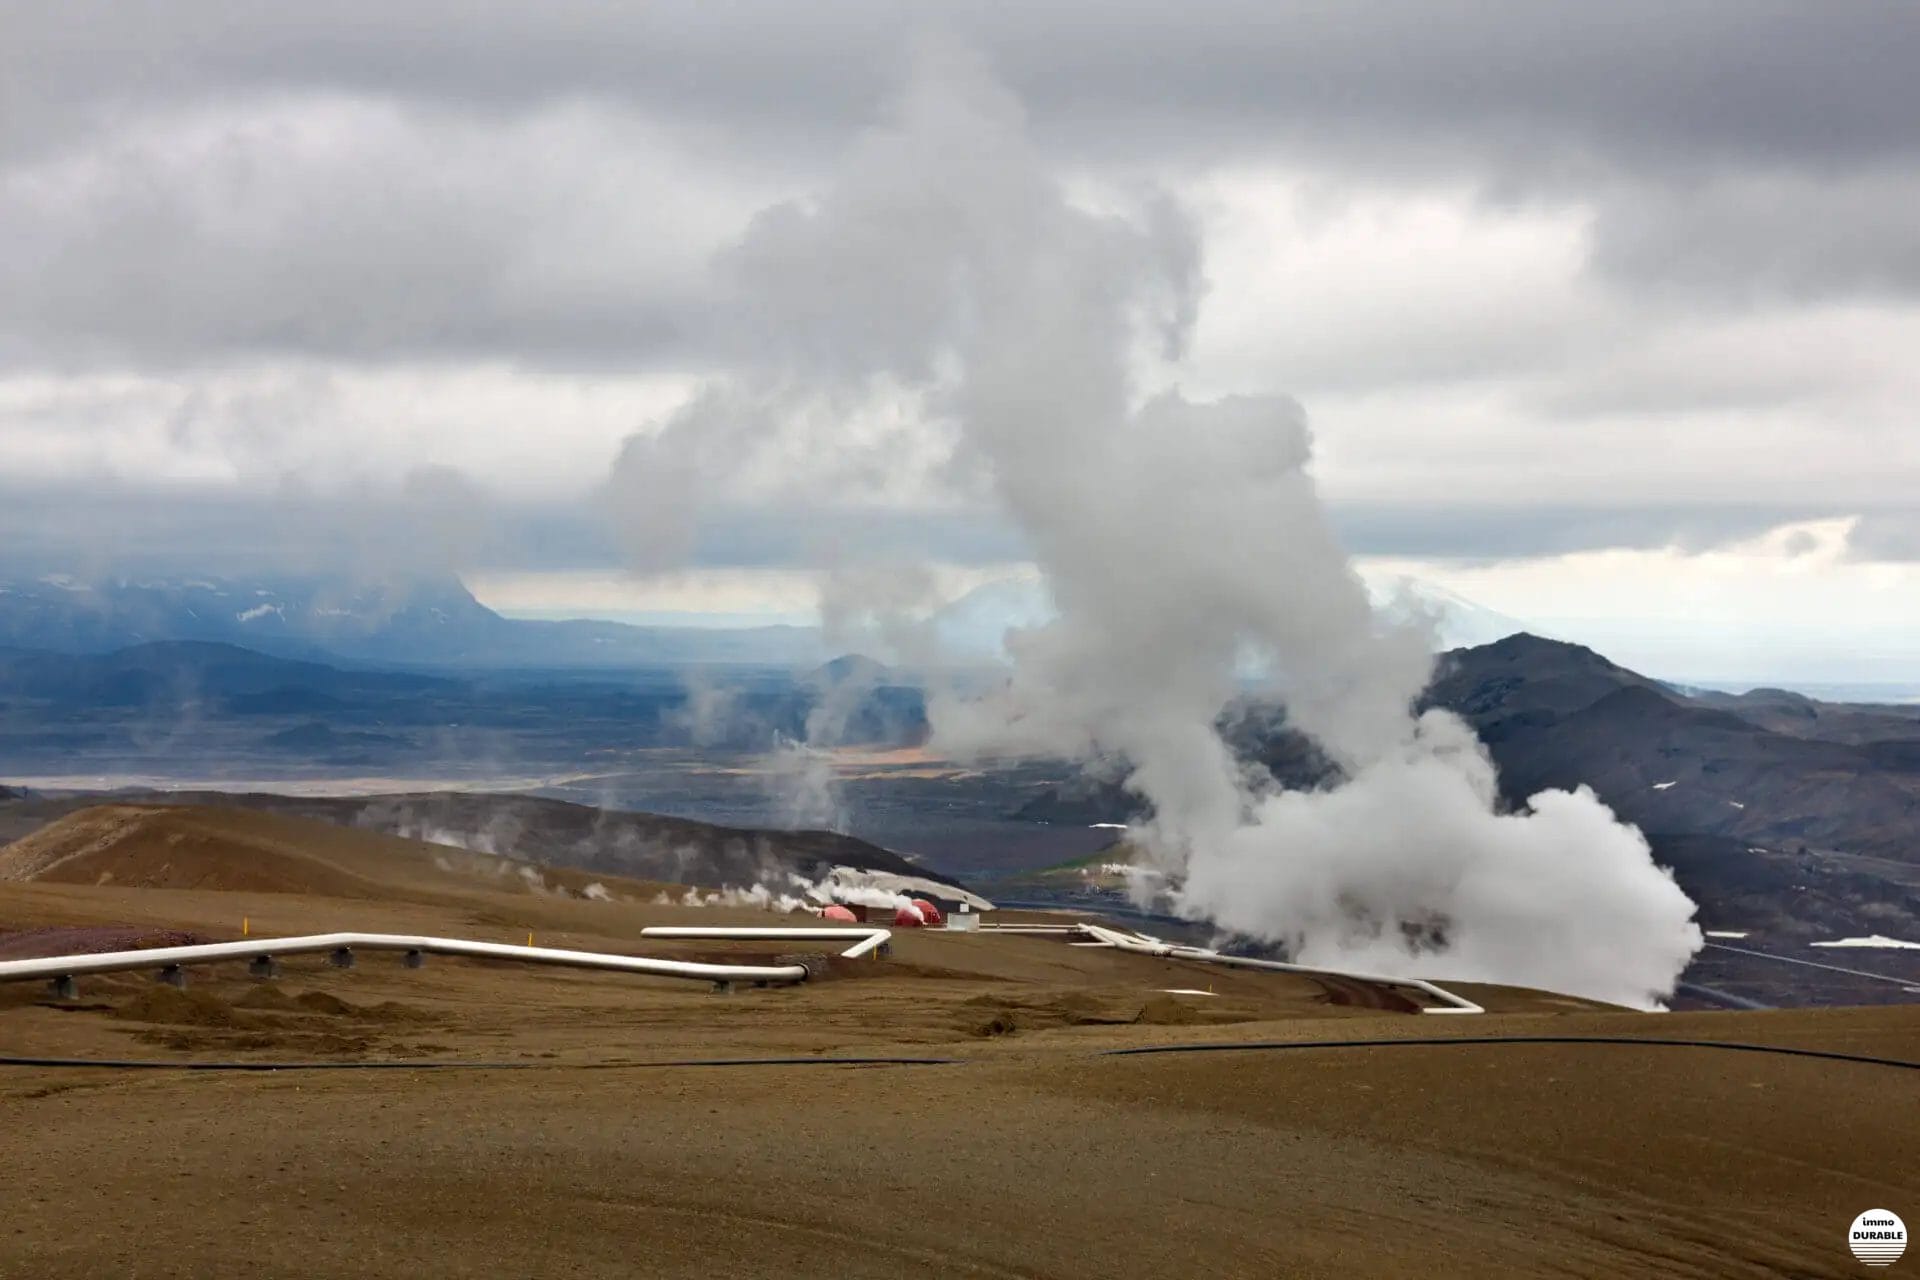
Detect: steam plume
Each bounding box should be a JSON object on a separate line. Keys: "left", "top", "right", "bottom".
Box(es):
{"left": 765, "top": 736, "right": 845, "bottom": 833}
{"left": 607, "top": 47, "right": 1701, "bottom": 1007}
{"left": 651, "top": 867, "right": 971, "bottom": 919}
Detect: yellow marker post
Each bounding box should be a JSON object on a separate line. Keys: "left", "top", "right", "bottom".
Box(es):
{"left": 242, "top": 917, "right": 250, "bottom": 937}
{"left": 527, "top": 931, "right": 534, "bottom": 947}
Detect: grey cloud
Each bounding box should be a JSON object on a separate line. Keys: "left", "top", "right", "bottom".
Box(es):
{"left": 688, "top": 506, "right": 1025, "bottom": 570}
{"left": 0, "top": 98, "right": 726, "bottom": 370}
{"left": 7, "top": 3, "right": 1915, "bottom": 171}
{"left": 1847, "top": 513, "right": 1920, "bottom": 562}
{"left": 0, "top": 475, "right": 532, "bottom": 581}
{"left": 4, "top": 1, "right": 1917, "bottom": 374}
{"left": 1590, "top": 168, "right": 1920, "bottom": 302}
{"left": 1326, "top": 501, "right": 1867, "bottom": 562}
{"left": 1528, "top": 354, "right": 1843, "bottom": 422}
{"left": 0, "top": 476, "right": 1027, "bottom": 579}
{"left": 5, "top": 463, "right": 1911, "bottom": 581}
{"left": 3, "top": 3, "right": 1917, "bottom": 574}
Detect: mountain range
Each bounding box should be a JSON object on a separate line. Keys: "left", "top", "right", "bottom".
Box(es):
{"left": 3, "top": 578, "right": 1918, "bottom": 953}
{"left": 1422, "top": 635, "right": 1920, "bottom": 949}
{"left": 0, "top": 573, "right": 822, "bottom": 668}
{"left": 1426, "top": 634, "right": 1920, "bottom": 863}
{"left": 0, "top": 639, "right": 925, "bottom": 771}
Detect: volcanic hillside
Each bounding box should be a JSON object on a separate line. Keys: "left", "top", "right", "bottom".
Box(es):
{"left": 1422, "top": 634, "right": 1920, "bottom": 857}
{"left": 0, "top": 789, "right": 964, "bottom": 899}
{"left": 0, "top": 804, "right": 672, "bottom": 903}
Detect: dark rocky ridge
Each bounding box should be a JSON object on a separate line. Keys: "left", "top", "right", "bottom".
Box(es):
{"left": 1429, "top": 634, "right": 1920, "bottom": 863}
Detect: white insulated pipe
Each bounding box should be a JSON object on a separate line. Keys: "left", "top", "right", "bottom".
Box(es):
{"left": 1076, "top": 924, "right": 1485, "bottom": 1015}
{"left": 639, "top": 925, "right": 892, "bottom": 960}
{"left": 975, "top": 924, "right": 1083, "bottom": 935}
{"left": 0, "top": 932, "right": 810, "bottom": 987}
{"left": 1164, "top": 948, "right": 1486, "bottom": 1015}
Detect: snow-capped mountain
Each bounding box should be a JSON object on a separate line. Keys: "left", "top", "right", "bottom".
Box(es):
{"left": 0, "top": 573, "right": 820, "bottom": 667}
{"left": 0, "top": 575, "right": 495, "bottom": 658}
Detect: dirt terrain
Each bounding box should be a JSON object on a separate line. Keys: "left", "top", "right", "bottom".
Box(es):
{"left": 0, "top": 803, "right": 679, "bottom": 903}
{"left": 2, "top": 806, "right": 1917, "bottom": 1277}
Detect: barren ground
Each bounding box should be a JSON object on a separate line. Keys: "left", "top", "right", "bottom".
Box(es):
{"left": 2, "top": 807, "right": 1916, "bottom": 1277}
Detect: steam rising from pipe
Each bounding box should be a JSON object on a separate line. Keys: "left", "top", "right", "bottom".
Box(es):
{"left": 606, "top": 47, "right": 1701, "bottom": 1007}
{"left": 652, "top": 867, "right": 961, "bottom": 919}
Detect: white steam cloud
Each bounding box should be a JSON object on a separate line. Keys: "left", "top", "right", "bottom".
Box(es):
{"left": 657, "top": 882, "right": 816, "bottom": 914}
{"left": 765, "top": 736, "right": 845, "bottom": 833}
{"left": 605, "top": 47, "right": 1701, "bottom": 1007}
{"left": 651, "top": 866, "right": 970, "bottom": 919}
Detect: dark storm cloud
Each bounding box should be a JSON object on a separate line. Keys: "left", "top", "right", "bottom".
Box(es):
{"left": 8, "top": 467, "right": 1882, "bottom": 583}
{"left": 0, "top": 96, "right": 722, "bottom": 370}
{"left": 8, "top": 2, "right": 1915, "bottom": 169}
{"left": 0, "top": 478, "right": 1028, "bottom": 579}
{"left": 3, "top": 1, "right": 1918, "bottom": 371}
{"left": 0, "top": 475, "right": 538, "bottom": 580}
{"left": 3, "top": 1, "right": 1916, "bottom": 580}
{"left": 1589, "top": 169, "right": 1920, "bottom": 302}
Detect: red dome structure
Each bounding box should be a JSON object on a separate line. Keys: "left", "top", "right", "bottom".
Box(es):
{"left": 892, "top": 905, "right": 925, "bottom": 927}
{"left": 910, "top": 898, "right": 943, "bottom": 926}
{"left": 821, "top": 904, "right": 858, "bottom": 923}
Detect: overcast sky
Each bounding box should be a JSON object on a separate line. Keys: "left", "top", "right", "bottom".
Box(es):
{"left": 3, "top": 2, "right": 1918, "bottom": 684}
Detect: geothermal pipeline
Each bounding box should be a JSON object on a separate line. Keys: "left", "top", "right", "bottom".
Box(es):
{"left": 0, "top": 927, "right": 892, "bottom": 995}
{"left": 1066, "top": 923, "right": 1486, "bottom": 1014}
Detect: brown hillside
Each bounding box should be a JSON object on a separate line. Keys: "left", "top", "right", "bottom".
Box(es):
{"left": 0, "top": 804, "right": 669, "bottom": 903}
